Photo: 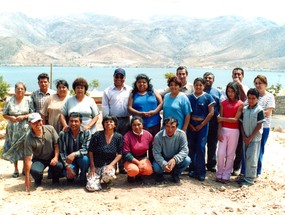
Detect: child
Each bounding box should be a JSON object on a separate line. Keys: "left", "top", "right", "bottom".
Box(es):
{"left": 187, "top": 77, "right": 215, "bottom": 181}
{"left": 216, "top": 82, "right": 244, "bottom": 183}
{"left": 238, "top": 88, "right": 265, "bottom": 186}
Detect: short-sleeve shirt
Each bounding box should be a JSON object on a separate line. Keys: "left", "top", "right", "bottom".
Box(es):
{"left": 221, "top": 99, "right": 243, "bottom": 129}
{"left": 88, "top": 131, "right": 123, "bottom": 168}
{"left": 188, "top": 92, "right": 215, "bottom": 119}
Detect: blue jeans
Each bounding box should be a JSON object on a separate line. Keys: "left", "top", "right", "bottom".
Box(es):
{"left": 31, "top": 158, "right": 63, "bottom": 182}
{"left": 68, "top": 156, "right": 89, "bottom": 182}
{"left": 152, "top": 156, "right": 191, "bottom": 175}
{"left": 188, "top": 120, "right": 209, "bottom": 177}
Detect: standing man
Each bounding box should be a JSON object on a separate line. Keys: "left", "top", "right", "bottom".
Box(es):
{"left": 221, "top": 67, "right": 249, "bottom": 175}
{"left": 161, "top": 66, "right": 194, "bottom": 97}
{"left": 59, "top": 112, "right": 91, "bottom": 185}
{"left": 152, "top": 117, "right": 191, "bottom": 183}
{"left": 203, "top": 72, "right": 221, "bottom": 172}
{"left": 24, "top": 113, "right": 63, "bottom": 192}
{"left": 102, "top": 68, "right": 132, "bottom": 173}
{"left": 31, "top": 73, "right": 55, "bottom": 114}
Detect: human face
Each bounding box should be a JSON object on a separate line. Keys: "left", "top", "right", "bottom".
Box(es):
{"left": 57, "top": 84, "right": 68, "bottom": 98}
{"left": 136, "top": 79, "right": 148, "bottom": 93}
{"left": 169, "top": 82, "right": 180, "bottom": 95}
{"left": 114, "top": 74, "right": 125, "bottom": 88}
{"left": 176, "top": 69, "right": 188, "bottom": 84}
{"left": 131, "top": 119, "right": 143, "bottom": 134}
{"left": 69, "top": 117, "right": 81, "bottom": 131}
{"left": 165, "top": 122, "right": 177, "bottom": 137}
{"left": 75, "top": 85, "right": 86, "bottom": 97}
{"left": 226, "top": 87, "right": 236, "bottom": 101}
{"left": 103, "top": 120, "right": 116, "bottom": 130}
{"left": 203, "top": 75, "right": 214, "bottom": 88}
{"left": 254, "top": 78, "right": 266, "bottom": 93}
{"left": 232, "top": 69, "right": 244, "bottom": 82}
{"left": 194, "top": 81, "right": 204, "bottom": 96}
{"left": 29, "top": 119, "right": 43, "bottom": 133}
{"left": 247, "top": 94, "right": 258, "bottom": 108}
{"left": 38, "top": 78, "right": 49, "bottom": 93}
{"left": 15, "top": 84, "right": 26, "bottom": 97}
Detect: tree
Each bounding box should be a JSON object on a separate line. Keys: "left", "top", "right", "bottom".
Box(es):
{"left": 0, "top": 75, "right": 10, "bottom": 101}
{"left": 164, "top": 72, "right": 175, "bottom": 80}
{"left": 89, "top": 79, "right": 100, "bottom": 90}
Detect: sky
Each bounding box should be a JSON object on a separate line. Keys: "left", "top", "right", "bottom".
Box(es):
{"left": 1, "top": 0, "right": 285, "bottom": 25}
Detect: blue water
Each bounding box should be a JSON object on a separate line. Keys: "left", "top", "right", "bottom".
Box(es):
{"left": 0, "top": 66, "right": 284, "bottom": 92}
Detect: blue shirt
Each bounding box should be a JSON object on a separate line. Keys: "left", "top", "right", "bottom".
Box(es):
{"left": 188, "top": 92, "right": 215, "bottom": 119}
{"left": 204, "top": 87, "right": 221, "bottom": 117}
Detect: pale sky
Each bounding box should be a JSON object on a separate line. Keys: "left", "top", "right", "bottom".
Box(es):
{"left": 1, "top": 0, "right": 284, "bottom": 24}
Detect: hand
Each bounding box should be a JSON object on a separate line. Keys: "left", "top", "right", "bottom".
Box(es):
{"left": 66, "top": 152, "right": 76, "bottom": 164}
{"left": 50, "top": 157, "right": 58, "bottom": 166}
{"left": 62, "top": 126, "right": 69, "bottom": 132}
{"left": 82, "top": 125, "right": 90, "bottom": 131}
{"left": 16, "top": 115, "right": 25, "bottom": 122}
{"left": 66, "top": 166, "right": 76, "bottom": 179}
{"left": 88, "top": 166, "right": 96, "bottom": 177}
{"left": 164, "top": 159, "right": 176, "bottom": 172}
{"left": 189, "top": 125, "right": 197, "bottom": 132}
{"left": 138, "top": 162, "right": 145, "bottom": 172}
{"left": 218, "top": 133, "right": 223, "bottom": 142}
{"left": 243, "top": 136, "right": 251, "bottom": 145}
{"left": 10, "top": 116, "right": 17, "bottom": 123}
{"left": 217, "top": 116, "right": 222, "bottom": 123}
{"left": 195, "top": 124, "right": 203, "bottom": 132}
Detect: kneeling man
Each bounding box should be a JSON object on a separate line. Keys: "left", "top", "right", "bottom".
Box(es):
{"left": 152, "top": 117, "right": 191, "bottom": 183}
{"left": 59, "top": 112, "right": 91, "bottom": 185}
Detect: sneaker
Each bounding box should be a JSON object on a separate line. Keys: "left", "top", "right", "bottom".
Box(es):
{"left": 231, "top": 170, "right": 240, "bottom": 176}
{"left": 12, "top": 172, "right": 19, "bottom": 178}
{"left": 215, "top": 177, "right": 223, "bottom": 183}
{"left": 197, "top": 176, "right": 205, "bottom": 181}
{"left": 188, "top": 171, "right": 195, "bottom": 178}
{"left": 171, "top": 173, "right": 180, "bottom": 183}
{"left": 239, "top": 180, "right": 254, "bottom": 187}
{"left": 221, "top": 178, "right": 230, "bottom": 184}
{"left": 35, "top": 179, "right": 42, "bottom": 186}
{"left": 127, "top": 176, "right": 136, "bottom": 183}
{"left": 155, "top": 174, "right": 165, "bottom": 183}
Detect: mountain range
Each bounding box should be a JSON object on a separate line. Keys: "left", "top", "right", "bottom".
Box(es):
{"left": 0, "top": 12, "right": 284, "bottom": 70}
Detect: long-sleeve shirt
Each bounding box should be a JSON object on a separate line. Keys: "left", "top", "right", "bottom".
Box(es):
{"left": 153, "top": 129, "right": 189, "bottom": 169}
{"left": 59, "top": 127, "right": 91, "bottom": 167}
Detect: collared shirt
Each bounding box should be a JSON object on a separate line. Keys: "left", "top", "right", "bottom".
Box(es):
{"left": 58, "top": 126, "right": 91, "bottom": 167}
{"left": 102, "top": 84, "right": 132, "bottom": 117}
{"left": 24, "top": 125, "right": 58, "bottom": 161}
{"left": 31, "top": 89, "right": 56, "bottom": 113}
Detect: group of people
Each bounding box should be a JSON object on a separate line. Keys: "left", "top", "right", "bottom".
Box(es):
{"left": 1, "top": 66, "right": 275, "bottom": 192}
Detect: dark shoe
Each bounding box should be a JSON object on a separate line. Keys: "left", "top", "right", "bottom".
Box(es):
{"left": 188, "top": 171, "right": 195, "bottom": 178}
{"left": 221, "top": 179, "right": 230, "bottom": 184}
{"left": 207, "top": 167, "right": 216, "bottom": 172}
{"left": 197, "top": 176, "right": 205, "bottom": 181}
{"left": 12, "top": 172, "right": 19, "bottom": 178}
{"left": 171, "top": 173, "right": 180, "bottom": 183}
{"left": 239, "top": 180, "right": 254, "bottom": 187}
{"left": 135, "top": 176, "right": 143, "bottom": 182}
{"left": 127, "top": 176, "right": 136, "bottom": 183}
{"left": 52, "top": 178, "right": 60, "bottom": 184}
{"left": 119, "top": 168, "right": 127, "bottom": 174}
{"left": 215, "top": 177, "right": 223, "bottom": 183}
{"left": 79, "top": 180, "right": 87, "bottom": 187}
{"left": 67, "top": 178, "right": 75, "bottom": 183}
{"left": 155, "top": 174, "right": 165, "bottom": 183}
{"left": 35, "top": 179, "right": 42, "bottom": 186}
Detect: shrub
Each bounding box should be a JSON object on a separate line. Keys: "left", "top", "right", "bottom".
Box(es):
{"left": 0, "top": 75, "right": 10, "bottom": 101}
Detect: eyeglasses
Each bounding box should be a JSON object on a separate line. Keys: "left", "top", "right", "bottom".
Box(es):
{"left": 115, "top": 75, "right": 124, "bottom": 79}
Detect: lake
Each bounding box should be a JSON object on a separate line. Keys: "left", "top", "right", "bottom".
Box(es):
{"left": 0, "top": 66, "right": 284, "bottom": 92}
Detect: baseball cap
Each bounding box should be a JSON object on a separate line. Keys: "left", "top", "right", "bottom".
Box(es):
{"left": 113, "top": 68, "right": 126, "bottom": 76}
{"left": 28, "top": 113, "right": 42, "bottom": 123}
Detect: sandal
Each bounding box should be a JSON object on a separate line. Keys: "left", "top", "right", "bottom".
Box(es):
{"left": 12, "top": 172, "right": 19, "bottom": 178}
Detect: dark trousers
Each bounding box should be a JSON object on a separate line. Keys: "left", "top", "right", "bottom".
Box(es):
{"left": 31, "top": 158, "right": 63, "bottom": 182}
{"left": 206, "top": 117, "right": 218, "bottom": 169}
{"left": 233, "top": 130, "right": 243, "bottom": 171}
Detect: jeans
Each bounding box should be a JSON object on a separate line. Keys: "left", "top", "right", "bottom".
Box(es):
{"left": 188, "top": 120, "right": 209, "bottom": 177}
{"left": 68, "top": 155, "right": 89, "bottom": 182}
{"left": 152, "top": 156, "right": 191, "bottom": 175}
{"left": 31, "top": 158, "right": 63, "bottom": 182}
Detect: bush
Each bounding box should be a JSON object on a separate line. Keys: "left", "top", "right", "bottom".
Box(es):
{"left": 0, "top": 75, "right": 10, "bottom": 101}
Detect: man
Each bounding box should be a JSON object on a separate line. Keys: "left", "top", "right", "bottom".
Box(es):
{"left": 203, "top": 72, "right": 221, "bottom": 172}
{"left": 31, "top": 73, "right": 55, "bottom": 113}
{"left": 102, "top": 68, "right": 132, "bottom": 173}
{"left": 152, "top": 117, "right": 191, "bottom": 183}
{"left": 24, "top": 113, "right": 63, "bottom": 192}
{"left": 161, "top": 66, "right": 194, "bottom": 97}
{"left": 221, "top": 67, "right": 249, "bottom": 175}
{"left": 59, "top": 112, "right": 91, "bottom": 185}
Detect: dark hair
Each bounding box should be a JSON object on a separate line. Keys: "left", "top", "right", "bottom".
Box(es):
{"left": 37, "top": 73, "right": 49, "bottom": 81}
{"left": 56, "top": 79, "right": 69, "bottom": 89}
{"left": 226, "top": 82, "right": 240, "bottom": 101}
{"left": 15, "top": 82, "right": 27, "bottom": 91}
{"left": 203, "top": 72, "right": 215, "bottom": 81}
{"left": 131, "top": 116, "right": 143, "bottom": 125}
{"left": 176, "top": 66, "right": 188, "bottom": 76}
{"left": 167, "top": 76, "right": 182, "bottom": 87}
{"left": 69, "top": 112, "right": 83, "bottom": 122}
{"left": 163, "top": 117, "right": 178, "bottom": 127}
{"left": 132, "top": 74, "right": 153, "bottom": 96}
{"left": 254, "top": 75, "right": 268, "bottom": 86}
{"left": 232, "top": 67, "right": 244, "bottom": 76}
{"left": 247, "top": 88, "right": 260, "bottom": 99}
{"left": 193, "top": 77, "right": 205, "bottom": 85}
{"left": 102, "top": 115, "right": 118, "bottom": 128}
{"left": 72, "top": 77, "right": 88, "bottom": 92}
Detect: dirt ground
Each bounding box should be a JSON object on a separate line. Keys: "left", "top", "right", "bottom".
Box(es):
{"left": 0, "top": 126, "right": 285, "bottom": 214}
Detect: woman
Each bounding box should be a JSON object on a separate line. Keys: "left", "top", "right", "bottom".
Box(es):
{"left": 128, "top": 74, "right": 162, "bottom": 137}
{"left": 163, "top": 76, "right": 192, "bottom": 132}
{"left": 251, "top": 75, "right": 275, "bottom": 176}
{"left": 2, "top": 82, "right": 34, "bottom": 177}
{"left": 40, "top": 79, "right": 69, "bottom": 134}
{"left": 123, "top": 116, "right": 153, "bottom": 183}
{"left": 86, "top": 115, "right": 123, "bottom": 191}
{"left": 61, "top": 77, "right": 100, "bottom": 134}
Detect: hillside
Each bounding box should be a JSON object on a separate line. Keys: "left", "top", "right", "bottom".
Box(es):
{"left": 1, "top": 13, "right": 285, "bottom": 70}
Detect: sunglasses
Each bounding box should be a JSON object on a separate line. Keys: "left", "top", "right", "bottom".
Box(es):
{"left": 115, "top": 75, "right": 124, "bottom": 79}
